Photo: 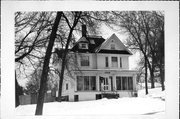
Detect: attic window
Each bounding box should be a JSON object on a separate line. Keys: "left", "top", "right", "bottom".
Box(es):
{"left": 110, "top": 44, "right": 116, "bottom": 50}
{"left": 79, "top": 43, "right": 88, "bottom": 49}
{"left": 90, "top": 39, "right": 95, "bottom": 44}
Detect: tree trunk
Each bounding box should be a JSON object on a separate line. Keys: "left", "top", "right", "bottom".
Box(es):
{"left": 57, "top": 24, "right": 75, "bottom": 101}
{"left": 160, "top": 67, "right": 165, "bottom": 91}
{"left": 144, "top": 55, "right": 148, "bottom": 95}
{"left": 15, "top": 71, "right": 23, "bottom": 107}
{"left": 160, "top": 58, "right": 165, "bottom": 91}
{"left": 35, "top": 12, "right": 62, "bottom": 115}
{"left": 150, "top": 54, "right": 155, "bottom": 88}
{"left": 159, "top": 31, "right": 165, "bottom": 91}
{"left": 57, "top": 12, "right": 82, "bottom": 101}
{"left": 149, "top": 69, "right": 155, "bottom": 88}
{"left": 144, "top": 38, "right": 148, "bottom": 95}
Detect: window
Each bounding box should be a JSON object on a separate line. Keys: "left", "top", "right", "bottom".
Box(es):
{"left": 81, "top": 56, "right": 89, "bottom": 66}
{"left": 128, "top": 77, "right": 133, "bottom": 90}
{"left": 66, "top": 83, "right": 68, "bottom": 90}
{"left": 84, "top": 76, "right": 90, "bottom": 90}
{"left": 110, "top": 44, "right": 115, "bottom": 50}
{"left": 105, "top": 57, "right": 109, "bottom": 67}
{"left": 77, "top": 76, "right": 96, "bottom": 91}
{"left": 77, "top": 76, "right": 83, "bottom": 91}
{"left": 122, "top": 77, "right": 127, "bottom": 90}
{"left": 116, "top": 77, "right": 122, "bottom": 90}
{"left": 111, "top": 57, "right": 118, "bottom": 67}
{"left": 90, "top": 76, "right": 96, "bottom": 90}
{"left": 120, "top": 57, "right": 122, "bottom": 68}
{"left": 90, "top": 39, "right": 95, "bottom": 44}
{"left": 79, "top": 43, "right": 88, "bottom": 49}
{"left": 116, "top": 76, "right": 133, "bottom": 90}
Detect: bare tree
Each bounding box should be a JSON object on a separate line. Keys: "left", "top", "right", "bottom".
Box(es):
{"left": 35, "top": 12, "right": 63, "bottom": 115}
{"left": 15, "top": 12, "right": 54, "bottom": 63}
{"left": 24, "top": 62, "right": 58, "bottom": 95}
{"left": 55, "top": 11, "right": 107, "bottom": 101}
{"left": 56, "top": 12, "right": 82, "bottom": 101}
{"left": 15, "top": 12, "right": 55, "bottom": 107}
{"left": 103, "top": 11, "right": 164, "bottom": 91}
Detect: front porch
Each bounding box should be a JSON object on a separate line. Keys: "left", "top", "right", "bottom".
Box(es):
{"left": 62, "top": 69, "right": 137, "bottom": 101}
{"left": 74, "top": 69, "right": 137, "bottom": 92}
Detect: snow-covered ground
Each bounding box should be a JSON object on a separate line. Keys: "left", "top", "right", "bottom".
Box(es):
{"left": 16, "top": 88, "right": 165, "bottom": 118}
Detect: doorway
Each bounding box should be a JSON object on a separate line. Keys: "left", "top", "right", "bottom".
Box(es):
{"left": 99, "top": 76, "right": 111, "bottom": 91}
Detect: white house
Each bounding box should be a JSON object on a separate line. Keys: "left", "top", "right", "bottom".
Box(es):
{"left": 53, "top": 25, "right": 137, "bottom": 102}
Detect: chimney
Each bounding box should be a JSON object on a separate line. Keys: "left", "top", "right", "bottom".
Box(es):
{"left": 82, "top": 25, "right": 87, "bottom": 37}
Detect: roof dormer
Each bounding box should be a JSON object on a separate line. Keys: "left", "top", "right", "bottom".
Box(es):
{"left": 79, "top": 43, "right": 88, "bottom": 49}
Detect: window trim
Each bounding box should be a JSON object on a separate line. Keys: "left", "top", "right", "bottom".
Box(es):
{"left": 80, "top": 56, "right": 90, "bottom": 66}
{"left": 111, "top": 57, "right": 118, "bottom": 67}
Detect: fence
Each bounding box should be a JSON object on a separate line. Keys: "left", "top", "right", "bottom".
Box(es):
{"left": 19, "top": 92, "right": 56, "bottom": 105}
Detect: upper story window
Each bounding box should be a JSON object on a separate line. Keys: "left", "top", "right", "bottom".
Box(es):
{"left": 80, "top": 56, "right": 90, "bottom": 66}
{"left": 120, "top": 57, "right": 122, "bottom": 68}
{"left": 111, "top": 57, "right": 118, "bottom": 67}
{"left": 105, "top": 57, "right": 109, "bottom": 67}
{"left": 79, "top": 43, "right": 88, "bottom": 49}
{"left": 110, "top": 44, "right": 116, "bottom": 50}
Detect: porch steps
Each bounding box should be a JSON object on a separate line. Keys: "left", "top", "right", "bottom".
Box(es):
{"left": 101, "top": 91, "right": 119, "bottom": 99}
{"left": 101, "top": 93, "right": 119, "bottom": 99}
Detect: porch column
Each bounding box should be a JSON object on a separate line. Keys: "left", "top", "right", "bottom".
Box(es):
{"left": 113, "top": 75, "right": 116, "bottom": 90}
{"left": 117, "top": 57, "right": 120, "bottom": 68}
{"left": 133, "top": 74, "right": 136, "bottom": 91}
{"left": 96, "top": 75, "right": 99, "bottom": 91}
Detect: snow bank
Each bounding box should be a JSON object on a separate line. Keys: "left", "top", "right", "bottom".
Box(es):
{"left": 138, "top": 87, "right": 165, "bottom": 101}
{"left": 15, "top": 87, "right": 165, "bottom": 117}
{"left": 16, "top": 97, "right": 165, "bottom": 116}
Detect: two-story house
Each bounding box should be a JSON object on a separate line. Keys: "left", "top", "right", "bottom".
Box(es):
{"left": 54, "top": 25, "right": 137, "bottom": 102}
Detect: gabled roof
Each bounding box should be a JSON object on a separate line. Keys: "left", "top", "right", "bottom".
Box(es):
{"left": 77, "top": 37, "right": 89, "bottom": 43}
{"left": 70, "top": 34, "right": 132, "bottom": 55}
{"left": 96, "top": 34, "right": 132, "bottom": 55}
{"left": 71, "top": 35, "right": 105, "bottom": 53}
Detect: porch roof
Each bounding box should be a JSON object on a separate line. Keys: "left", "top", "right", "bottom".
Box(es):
{"left": 73, "top": 69, "right": 138, "bottom": 74}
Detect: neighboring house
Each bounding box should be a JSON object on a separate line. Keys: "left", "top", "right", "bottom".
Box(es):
{"left": 53, "top": 25, "right": 137, "bottom": 102}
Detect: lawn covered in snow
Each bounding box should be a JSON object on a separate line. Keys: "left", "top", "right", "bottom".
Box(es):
{"left": 16, "top": 88, "right": 165, "bottom": 118}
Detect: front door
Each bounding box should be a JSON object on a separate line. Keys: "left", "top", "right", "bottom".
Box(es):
{"left": 100, "top": 76, "right": 111, "bottom": 91}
